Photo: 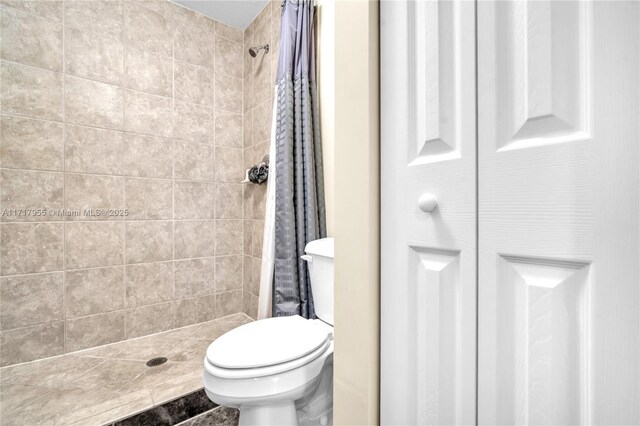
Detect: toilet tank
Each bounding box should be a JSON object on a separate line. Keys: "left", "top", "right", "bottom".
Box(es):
{"left": 303, "top": 238, "right": 334, "bottom": 325}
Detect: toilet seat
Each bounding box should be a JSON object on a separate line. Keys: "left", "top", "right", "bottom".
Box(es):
{"left": 205, "top": 338, "right": 332, "bottom": 379}
{"left": 205, "top": 316, "right": 333, "bottom": 379}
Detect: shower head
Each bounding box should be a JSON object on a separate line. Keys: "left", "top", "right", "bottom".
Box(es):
{"left": 249, "top": 44, "right": 269, "bottom": 58}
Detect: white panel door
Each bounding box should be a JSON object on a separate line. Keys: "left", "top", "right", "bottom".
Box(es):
{"left": 478, "top": 1, "right": 640, "bottom": 425}
{"left": 380, "top": 1, "right": 476, "bottom": 424}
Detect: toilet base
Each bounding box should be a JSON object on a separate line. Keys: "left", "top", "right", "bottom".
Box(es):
{"left": 239, "top": 402, "right": 298, "bottom": 426}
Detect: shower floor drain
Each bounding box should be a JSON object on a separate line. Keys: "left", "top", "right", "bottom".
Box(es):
{"left": 146, "top": 357, "right": 168, "bottom": 367}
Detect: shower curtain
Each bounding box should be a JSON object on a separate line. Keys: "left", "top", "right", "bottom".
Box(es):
{"left": 257, "top": 88, "right": 278, "bottom": 320}
{"left": 266, "top": 0, "right": 326, "bottom": 318}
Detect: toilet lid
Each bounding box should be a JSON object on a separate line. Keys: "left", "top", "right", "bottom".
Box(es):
{"left": 206, "top": 316, "right": 331, "bottom": 369}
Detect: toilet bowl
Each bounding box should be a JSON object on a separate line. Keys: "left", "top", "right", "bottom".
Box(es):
{"left": 203, "top": 238, "right": 335, "bottom": 426}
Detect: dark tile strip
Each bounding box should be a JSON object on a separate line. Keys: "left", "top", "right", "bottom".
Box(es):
{"left": 109, "top": 388, "right": 217, "bottom": 426}
{"left": 175, "top": 406, "right": 239, "bottom": 426}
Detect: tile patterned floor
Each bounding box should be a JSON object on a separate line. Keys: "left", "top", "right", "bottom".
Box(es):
{"left": 0, "top": 313, "right": 252, "bottom": 426}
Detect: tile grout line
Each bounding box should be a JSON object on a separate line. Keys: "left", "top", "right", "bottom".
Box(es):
{"left": 122, "top": 0, "right": 130, "bottom": 343}
{"left": 61, "top": 0, "right": 67, "bottom": 356}
{"left": 172, "top": 0, "right": 178, "bottom": 329}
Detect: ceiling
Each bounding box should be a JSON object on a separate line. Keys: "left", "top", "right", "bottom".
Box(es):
{"left": 172, "top": 0, "right": 269, "bottom": 30}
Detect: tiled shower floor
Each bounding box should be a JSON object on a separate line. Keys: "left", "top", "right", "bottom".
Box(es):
{"left": 0, "top": 313, "right": 252, "bottom": 426}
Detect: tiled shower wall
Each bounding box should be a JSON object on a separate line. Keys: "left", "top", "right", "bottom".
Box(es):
{"left": 0, "top": 0, "right": 246, "bottom": 366}
{"left": 242, "top": 1, "right": 280, "bottom": 319}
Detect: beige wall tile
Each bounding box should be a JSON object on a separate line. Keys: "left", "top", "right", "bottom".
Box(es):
{"left": 251, "top": 220, "right": 264, "bottom": 257}
{"left": 174, "top": 61, "right": 213, "bottom": 106}
{"left": 65, "top": 27, "right": 124, "bottom": 85}
{"left": 174, "top": 181, "right": 214, "bottom": 220}
{"left": 214, "top": 73, "right": 242, "bottom": 114}
{"left": 124, "top": 90, "right": 173, "bottom": 138}
{"left": 214, "top": 256, "right": 242, "bottom": 293}
{"left": 125, "top": 302, "right": 174, "bottom": 338}
{"left": 215, "top": 111, "right": 243, "bottom": 148}
{"left": 0, "top": 0, "right": 250, "bottom": 365}
{"left": 242, "top": 255, "right": 252, "bottom": 289}
{"left": 243, "top": 181, "right": 255, "bottom": 219}
{"left": 125, "top": 2, "right": 172, "bottom": 57}
{"left": 270, "top": 4, "right": 280, "bottom": 58}
{"left": 0, "top": 116, "right": 63, "bottom": 171}
{"left": 174, "top": 258, "right": 214, "bottom": 299}
{"left": 124, "top": 134, "right": 173, "bottom": 179}
{"left": 243, "top": 225, "right": 252, "bottom": 257}
{"left": 125, "top": 178, "right": 173, "bottom": 220}
{"left": 0, "top": 273, "right": 64, "bottom": 330}
{"left": 1, "top": 62, "right": 63, "bottom": 121}
{"left": 215, "top": 21, "right": 243, "bottom": 44}
{"left": 252, "top": 25, "right": 273, "bottom": 105}
{"left": 215, "top": 147, "right": 243, "bottom": 182}
{"left": 215, "top": 37, "right": 242, "bottom": 77}
{"left": 214, "top": 183, "right": 242, "bottom": 219}
{"left": 243, "top": 74, "right": 254, "bottom": 113}
{"left": 1, "top": 7, "right": 62, "bottom": 71}
{"left": 242, "top": 109, "right": 252, "bottom": 148}
{"left": 0, "top": 223, "right": 63, "bottom": 275}
{"left": 125, "top": 261, "right": 173, "bottom": 307}
{"left": 214, "top": 220, "right": 243, "bottom": 256}
{"left": 173, "top": 140, "right": 214, "bottom": 181}
{"left": 138, "top": 1, "right": 174, "bottom": 19}
{"left": 1, "top": 0, "right": 63, "bottom": 21}
{"left": 0, "top": 169, "right": 64, "bottom": 221}
{"left": 65, "top": 0, "right": 123, "bottom": 41}
{"left": 173, "top": 101, "right": 213, "bottom": 144}
{"left": 65, "top": 76, "right": 124, "bottom": 130}
{"left": 65, "top": 125, "right": 125, "bottom": 175}
{"left": 174, "top": 6, "right": 215, "bottom": 69}
{"left": 252, "top": 99, "right": 273, "bottom": 144}
{"left": 174, "top": 295, "right": 215, "bottom": 327}
{"left": 0, "top": 322, "right": 64, "bottom": 366}
{"left": 125, "top": 220, "right": 173, "bottom": 264}
{"left": 242, "top": 146, "right": 253, "bottom": 172}
{"left": 64, "top": 174, "right": 125, "bottom": 220}
{"left": 242, "top": 291, "right": 258, "bottom": 320}
{"left": 65, "top": 311, "right": 125, "bottom": 352}
{"left": 243, "top": 29, "right": 253, "bottom": 80}
{"left": 174, "top": 220, "right": 214, "bottom": 260}
{"left": 215, "top": 290, "right": 243, "bottom": 318}
{"left": 245, "top": 182, "right": 267, "bottom": 220}
{"left": 65, "top": 222, "right": 124, "bottom": 269}
{"left": 242, "top": 256, "right": 260, "bottom": 295}
{"left": 125, "top": 48, "right": 172, "bottom": 98}
{"left": 250, "top": 256, "right": 261, "bottom": 295}
{"left": 65, "top": 266, "right": 125, "bottom": 318}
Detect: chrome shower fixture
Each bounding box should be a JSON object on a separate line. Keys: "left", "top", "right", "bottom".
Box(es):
{"left": 248, "top": 44, "right": 270, "bottom": 57}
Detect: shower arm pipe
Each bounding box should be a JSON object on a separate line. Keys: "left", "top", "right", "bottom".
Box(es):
{"left": 249, "top": 44, "right": 270, "bottom": 57}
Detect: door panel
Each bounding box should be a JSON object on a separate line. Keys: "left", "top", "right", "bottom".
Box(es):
{"left": 381, "top": 0, "right": 477, "bottom": 424}
{"left": 478, "top": 1, "right": 639, "bottom": 425}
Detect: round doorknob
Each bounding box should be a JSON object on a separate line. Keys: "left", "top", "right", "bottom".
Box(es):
{"left": 418, "top": 193, "right": 438, "bottom": 213}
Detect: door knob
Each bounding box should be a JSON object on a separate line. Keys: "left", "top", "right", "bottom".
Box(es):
{"left": 418, "top": 193, "right": 438, "bottom": 213}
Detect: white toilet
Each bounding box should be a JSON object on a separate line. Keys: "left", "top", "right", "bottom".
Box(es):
{"left": 203, "top": 238, "right": 335, "bottom": 426}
